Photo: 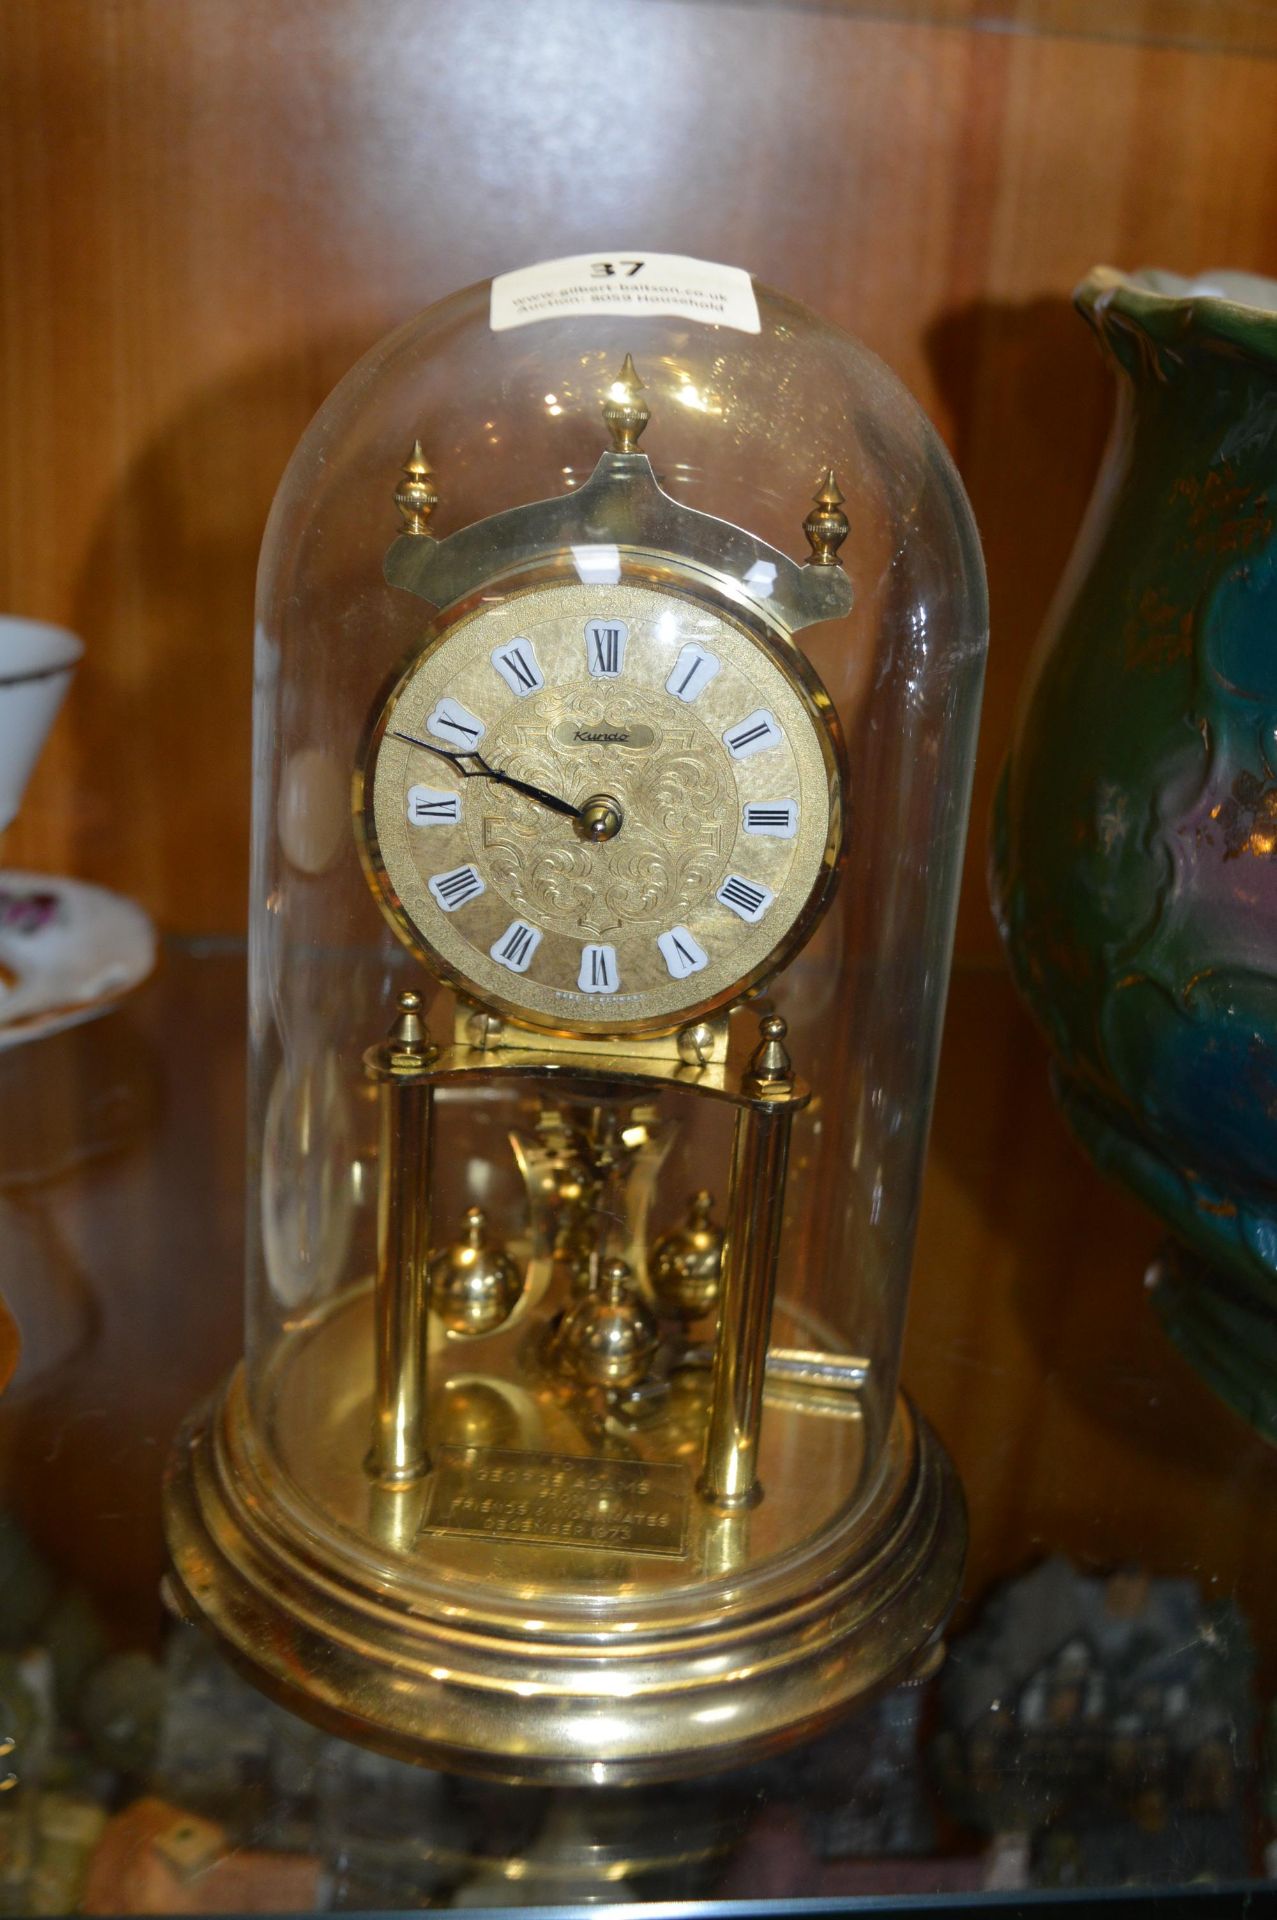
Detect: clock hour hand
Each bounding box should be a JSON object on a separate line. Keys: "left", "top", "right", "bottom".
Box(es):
{"left": 390, "top": 731, "right": 581, "bottom": 821}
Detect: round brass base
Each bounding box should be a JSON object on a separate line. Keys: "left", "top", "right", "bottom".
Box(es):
{"left": 163, "top": 1368, "right": 966, "bottom": 1786}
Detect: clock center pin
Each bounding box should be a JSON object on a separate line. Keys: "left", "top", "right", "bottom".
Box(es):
{"left": 576, "top": 792, "right": 624, "bottom": 843}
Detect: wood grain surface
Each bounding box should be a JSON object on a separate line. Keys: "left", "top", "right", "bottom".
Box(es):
{"left": 907, "top": 964, "right": 1277, "bottom": 1677}
{"left": 4, "top": 1, "right": 1277, "bottom": 956}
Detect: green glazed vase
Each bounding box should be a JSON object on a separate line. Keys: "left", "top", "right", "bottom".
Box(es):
{"left": 992, "top": 266, "right": 1277, "bottom": 1442}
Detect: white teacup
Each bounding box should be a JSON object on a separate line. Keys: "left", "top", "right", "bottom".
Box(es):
{"left": 0, "top": 617, "right": 84, "bottom": 833}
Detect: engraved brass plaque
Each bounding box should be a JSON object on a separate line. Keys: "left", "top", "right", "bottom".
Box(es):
{"left": 420, "top": 1447, "right": 691, "bottom": 1557}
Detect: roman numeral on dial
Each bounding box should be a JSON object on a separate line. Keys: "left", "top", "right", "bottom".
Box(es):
{"left": 428, "top": 864, "right": 485, "bottom": 912}
{"left": 490, "top": 919, "right": 542, "bottom": 973}
{"left": 407, "top": 785, "right": 462, "bottom": 825}
{"left": 578, "top": 943, "right": 619, "bottom": 993}
{"left": 724, "top": 710, "right": 783, "bottom": 759}
{"left": 716, "top": 874, "right": 774, "bottom": 923}
{"left": 585, "top": 619, "right": 628, "bottom": 678}
{"left": 657, "top": 927, "right": 708, "bottom": 979}
{"left": 491, "top": 639, "right": 544, "bottom": 697}
{"left": 742, "top": 799, "right": 798, "bottom": 839}
{"left": 665, "top": 645, "right": 721, "bottom": 703}
{"left": 427, "top": 697, "right": 485, "bottom": 746}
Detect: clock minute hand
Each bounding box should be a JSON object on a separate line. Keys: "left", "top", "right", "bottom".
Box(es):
{"left": 390, "top": 731, "right": 581, "bottom": 821}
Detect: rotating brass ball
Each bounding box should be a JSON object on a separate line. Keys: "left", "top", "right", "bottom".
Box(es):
{"left": 651, "top": 1190, "right": 725, "bottom": 1323}
{"left": 428, "top": 1206, "right": 523, "bottom": 1337}
{"left": 556, "top": 1257, "right": 659, "bottom": 1392}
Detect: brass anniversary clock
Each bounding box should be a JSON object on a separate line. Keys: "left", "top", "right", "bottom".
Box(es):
{"left": 165, "top": 266, "right": 988, "bottom": 1783}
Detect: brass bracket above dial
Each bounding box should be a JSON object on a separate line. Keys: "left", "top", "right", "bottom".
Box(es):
{"left": 384, "top": 446, "right": 853, "bottom": 634}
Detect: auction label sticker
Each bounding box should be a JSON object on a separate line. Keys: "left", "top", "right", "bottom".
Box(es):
{"left": 490, "top": 252, "right": 760, "bottom": 334}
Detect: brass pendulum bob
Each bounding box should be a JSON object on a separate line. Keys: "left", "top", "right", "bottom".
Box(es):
{"left": 650, "top": 1190, "right": 725, "bottom": 1324}
{"left": 428, "top": 1205, "right": 523, "bottom": 1338}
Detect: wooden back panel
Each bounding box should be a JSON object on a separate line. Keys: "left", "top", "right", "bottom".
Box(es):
{"left": 5, "top": 2, "right": 1277, "bottom": 954}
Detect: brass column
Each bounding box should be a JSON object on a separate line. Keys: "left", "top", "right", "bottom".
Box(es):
{"left": 699, "top": 1016, "right": 800, "bottom": 1509}
{"left": 363, "top": 989, "right": 437, "bottom": 1485}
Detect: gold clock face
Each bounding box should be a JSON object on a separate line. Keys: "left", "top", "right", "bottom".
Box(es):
{"left": 359, "top": 577, "right": 842, "bottom": 1037}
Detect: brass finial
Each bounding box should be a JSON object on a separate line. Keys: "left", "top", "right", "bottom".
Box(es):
{"left": 746, "top": 1013, "right": 794, "bottom": 1092}
{"left": 803, "top": 470, "right": 849, "bottom": 567}
{"left": 394, "top": 440, "right": 439, "bottom": 536}
{"left": 688, "top": 1189, "right": 715, "bottom": 1229}
{"left": 378, "top": 986, "right": 437, "bottom": 1073}
{"left": 390, "top": 988, "right": 426, "bottom": 1047}
{"left": 601, "top": 354, "right": 650, "bottom": 453}
{"left": 364, "top": 985, "right": 436, "bottom": 1085}
{"left": 599, "top": 1255, "right": 633, "bottom": 1301}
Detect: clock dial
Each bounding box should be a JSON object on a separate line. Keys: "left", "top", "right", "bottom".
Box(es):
{"left": 361, "top": 578, "right": 841, "bottom": 1036}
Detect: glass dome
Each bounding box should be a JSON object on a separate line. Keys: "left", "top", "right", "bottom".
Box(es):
{"left": 165, "top": 264, "right": 987, "bottom": 1785}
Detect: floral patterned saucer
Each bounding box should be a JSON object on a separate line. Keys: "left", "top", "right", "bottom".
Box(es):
{"left": 0, "top": 871, "right": 155, "bottom": 1050}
